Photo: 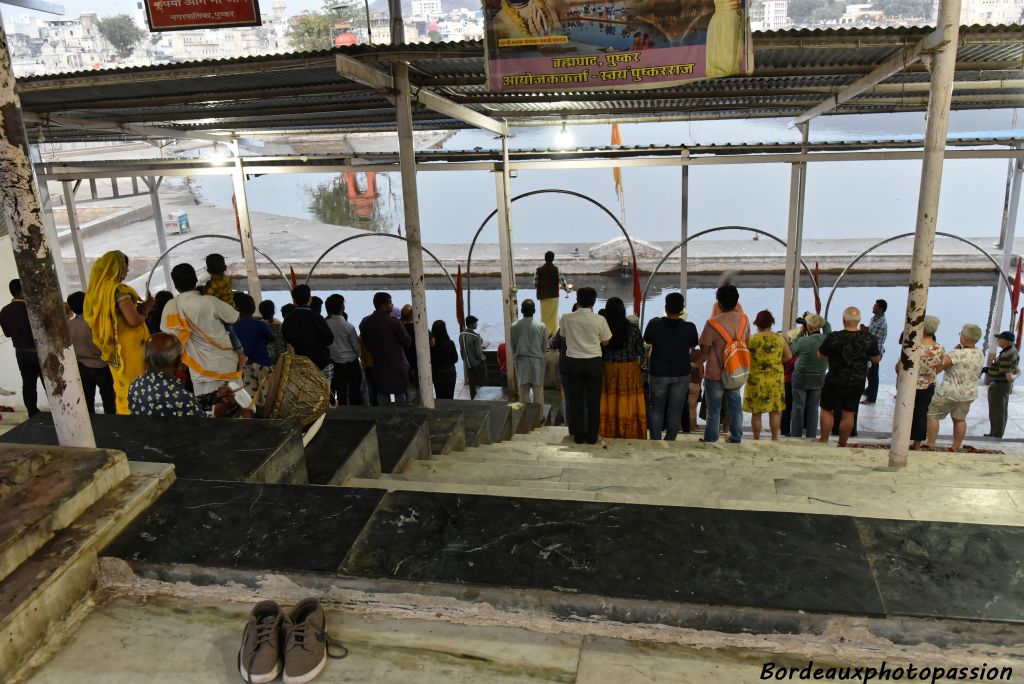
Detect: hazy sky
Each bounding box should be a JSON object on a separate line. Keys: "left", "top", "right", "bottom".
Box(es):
{"left": 0, "top": 0, "right": 323, "bottom": 22}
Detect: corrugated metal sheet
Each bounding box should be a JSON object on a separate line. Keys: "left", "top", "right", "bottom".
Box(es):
{"left": 16, "top": 24, "right": 1024, "bottom": 141}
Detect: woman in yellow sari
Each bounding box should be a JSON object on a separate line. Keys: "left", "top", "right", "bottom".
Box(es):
{"left": 84, "top": 251, "right": 154, "bottom": 414}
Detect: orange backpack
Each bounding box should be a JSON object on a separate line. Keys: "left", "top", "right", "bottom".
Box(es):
{"left": 707, "top": 315, "right": 751, "bottom": 389}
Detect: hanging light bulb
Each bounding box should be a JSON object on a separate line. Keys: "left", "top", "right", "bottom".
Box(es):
{"left": 208, "top": 143, "right": 230, "bottom": 164}
{"left": 554, "top": 122, "right": 574, "bottom": 150}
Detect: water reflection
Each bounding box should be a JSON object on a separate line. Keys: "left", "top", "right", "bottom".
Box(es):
{"left": 306, "top": 171, "right": 398, "bottom": 232}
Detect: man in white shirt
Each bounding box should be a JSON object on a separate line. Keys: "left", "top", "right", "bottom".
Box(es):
{"left": 926, "top": 323, "right": 985, "bottom": 452}
{"left": 558, "top": 287, "right": 611, "bottom": 444}
{"left": 161, "top": 263, "right": 242, "bottom": 397}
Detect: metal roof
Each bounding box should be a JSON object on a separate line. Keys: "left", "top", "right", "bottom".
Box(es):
{"left": 16, "top": 24, "right": 1024, "bottom": 142}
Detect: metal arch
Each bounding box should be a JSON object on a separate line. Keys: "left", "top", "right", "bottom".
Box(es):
{"left": 305, "top": 233, "right": 458, "bottom": 293}
{"left": 640, "top": 226, "right": 821, "bottom": 327}
{"left": 465, "top": 188, "right": 639, "bottom": 315}
{"left": 823, "top": 231, "right": 1012, "bottom": 319}
{"left": 145, "top": 234, "right": 288, "bottom": 294}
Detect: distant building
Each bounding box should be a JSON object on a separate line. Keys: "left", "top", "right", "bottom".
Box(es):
{"left": 750, "top": 0, "right": 791, "bottom": 30}
{"left": 412, "top": 0, "right": 443, "bottom": 19}
{"left": 837, "top": 3, "right": 886, "bottom": 24}
{"left": 960, "top": 0, "right": 1024, "bottom": 25}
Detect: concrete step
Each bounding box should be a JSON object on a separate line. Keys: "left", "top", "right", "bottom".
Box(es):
{"left": 1, "top": 445, "right": 130, "bottom": 583}
{"left": 437, "top": 399, "right": 513, "bottom": 443}
{"left": 327, "top": 406, "right": 466, "bottom": 455}
{"left": 303, "top": 419, "right": 381, "bottom": 485}
{"left": 0, "top": 413, "right": 307, "bottom": 484}
{"left": 324, "top": 410, "right": 430, "bottom": 474}
{"left": 1, "top": 461, "right": 175, "bottom": 677}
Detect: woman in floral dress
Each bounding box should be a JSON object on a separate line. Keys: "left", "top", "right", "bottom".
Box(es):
{"left": 743, "top": 310, "right": 793, "bottom": 440}
{"left": 898, "top": 315, "right": 945, "bottom": 450}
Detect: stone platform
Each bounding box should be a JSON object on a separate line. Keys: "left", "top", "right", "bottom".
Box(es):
{"left": 0, "top": 414, "right": 306, "bottom": 484}
{"left": 103, "top": 482, "right": 1024, "bottom": 626}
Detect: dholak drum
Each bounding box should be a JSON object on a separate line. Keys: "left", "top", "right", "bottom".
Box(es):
{"left": 256, "top": 347, "right": 330, "bottom": 429}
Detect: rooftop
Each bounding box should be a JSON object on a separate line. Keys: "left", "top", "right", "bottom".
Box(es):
{"left": 16, "top": 24, "right": 1024, "bottom": 143}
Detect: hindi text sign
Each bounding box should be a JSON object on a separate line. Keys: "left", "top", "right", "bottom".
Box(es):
{"left": 484, "top": 0, "right": 753, "bottom": 91}
{"left": 144, "top": 0, "right": 261, "bottom": 32}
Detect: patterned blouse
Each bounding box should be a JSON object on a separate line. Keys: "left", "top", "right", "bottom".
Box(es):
{"left": 128, "top": 370, "right": 218, "bottom": 417}
{"left": 917, "top": 342, "right": 947, "bottom": 390}
{"left": 603, "top": 322, "right": 645, "bottom": 363}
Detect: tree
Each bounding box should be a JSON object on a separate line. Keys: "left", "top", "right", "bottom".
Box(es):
{"left": 97, "top": 15, "right": 146, "bottom": 59}
{"left": 427, "top": 30, "right": 443, "bottom": 42}
{"left": 874, "top": 0, "right": 933, "bottom": 19}
{"left": 786, "top": 0, "right": 844, "bottom": 24}
{"left": 289, "top": 0, "right": 366, "bottom": 52}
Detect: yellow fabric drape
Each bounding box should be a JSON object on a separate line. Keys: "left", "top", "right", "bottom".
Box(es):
{"left": 83, "top": 250, "right": 147, "bottom": 414}
{"left": 83, "top": 251, "right": 137, "bottom": 370}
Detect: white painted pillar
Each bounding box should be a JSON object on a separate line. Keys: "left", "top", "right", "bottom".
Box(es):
{"left": 61, "top": 181, "right": 87, "bottom": 290}
{"left": 0, "top": 18, "right": 95, "bottom": 448}
{"left": 393, "top": 61, "right": 435, "bottom": 408}
{"left": 782, "top": 122, "right": 808, "bottom": 330}
{"left": 889, "top": 0, "right": 962, "bottom": 468}
{"left": 679, "top": 159, "right": 689, "bottom": 299}
{"left": 495, "top": 138, "right": 518, "bottom": 395}
{"left": 30, "top": 147, "right": 69, "bottom": 298}
{"left": 987, "top": 153, "right": 1022, "bottom": 353}
{"left": 230, "top": 142, "right": 263, "bottom": 303}
{"left": 145, "top": 177, "right": 172, "bottom": 292}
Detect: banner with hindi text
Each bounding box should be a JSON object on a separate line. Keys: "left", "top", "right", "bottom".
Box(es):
{"left": 483, "top": 0, "right": 753, "bottom": 92}
{"left": 144, "top": 0, "right": 261, "bottom": 32}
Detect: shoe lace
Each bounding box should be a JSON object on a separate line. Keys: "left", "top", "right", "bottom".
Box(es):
{"left": 286, "top": 621, "right": 348, "bottom": 660}
{"left": 241, "top": 618, "right": 278, "bottom": 684}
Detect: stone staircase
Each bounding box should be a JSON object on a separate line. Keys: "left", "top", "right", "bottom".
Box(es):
{"left": 351, "top": 425, "right": 1024, "bottom": 526}
{"left": 0, "top": 444, "right": 175, "bottom": 678}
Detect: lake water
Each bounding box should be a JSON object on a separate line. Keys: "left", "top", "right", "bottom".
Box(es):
{"left": 198, "top": 109, "right": 1024, "bottom": 247}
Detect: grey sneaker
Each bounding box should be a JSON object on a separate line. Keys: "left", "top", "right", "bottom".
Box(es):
{"left": 282, "top": 598, "right": 329, "bottom": 684}
{"left": 238, "top": 601, "right": 283, "bottom": 684}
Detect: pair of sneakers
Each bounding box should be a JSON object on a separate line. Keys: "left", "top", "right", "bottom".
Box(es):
{"left": 237, "top": 598, "right": 346, "bottom": 684}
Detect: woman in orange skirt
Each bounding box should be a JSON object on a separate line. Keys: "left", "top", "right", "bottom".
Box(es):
{"left": 599, "top": 297, "right": 647, "bottom": 439}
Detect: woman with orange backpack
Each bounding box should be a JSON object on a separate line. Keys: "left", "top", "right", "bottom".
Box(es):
{"left": 699, "top": 284, "right": 750, "bottom": 443}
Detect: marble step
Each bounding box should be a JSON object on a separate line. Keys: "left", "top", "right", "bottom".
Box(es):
{"left": 324, "top": 410, "right": 430, "bottom": 474}
{"left": 0, "top": 445, "right": 130, "bottom": 583}
{"left": 348, "top": 477, "right": 1024, "bottom": 526}
{"left": 437, "top": 399, "right": 513, "bottom": 443}
{"left": 455, "top": 408, "right": 492, "bottom": 448}
{"left": 1, "top": 461, "right": 175, "bottom": 678}
{"left": 303, "top": 419, "right": 381, "bottom": 485}
{"left": 0, "top": 413, "right": 307, "bottom": 484}
{"left": 326, "top": 406, "right": 466, "bottom": 455}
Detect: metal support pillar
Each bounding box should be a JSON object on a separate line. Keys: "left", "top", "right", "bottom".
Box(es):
{"left": 230, "top": 142, "right": 263, "bottom": 303}
{"left": 495, "top": 136, "right": 518, "bottom": 395}
{"left": 0, "top": 17, "right": 95, "bottom": 448}
{"left": 889, "top": 0, "right": 961, "bottom": 468}
{"left": 145, "top": 176, "right": 172, "bottom": 292}
{"left": 783, "top": 122, "right": 809, "bottom": 329}
{"left": 985, "top": 153, "right": 1022, "bottom": 354}
{"left": 61, "top": 181, "right": 87, "bottom": 289}
{"left": 679, "top": 161, "right": 689, "bottom": 298}
{"left": 393, "top": 62, "right": 435, "bottom": 408}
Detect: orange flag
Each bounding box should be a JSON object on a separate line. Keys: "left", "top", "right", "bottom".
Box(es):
{"left": 611, "top": 123, "right": 624, "bottom": 203}
{"left": 455, "top": 264, "right": 466, "bottom": 331}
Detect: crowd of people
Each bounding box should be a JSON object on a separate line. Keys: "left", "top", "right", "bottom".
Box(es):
{"left": 549, "top": 279, "right": 1019, "bottom": 451}
{"left": 0, "top": 247, "right": 1018, "bottom": 452}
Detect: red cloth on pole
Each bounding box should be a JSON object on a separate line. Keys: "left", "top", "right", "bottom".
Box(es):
{"left": 288, "top": 266, "right": 298, "bottom": 290}
{"left": 455, "top": 264, "right": 466, "bottom": 331}
{"left": 231, "top": 194, "right": 241, "bottom": 237}
{"left": 813, "top": 261, "right": 821, "bottom": 314}
{"left": 632, "top": 255, "right": 641, "bottom": 316}
{"left": 1012, "top": 258, "right": 1022, "bottom": 311}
